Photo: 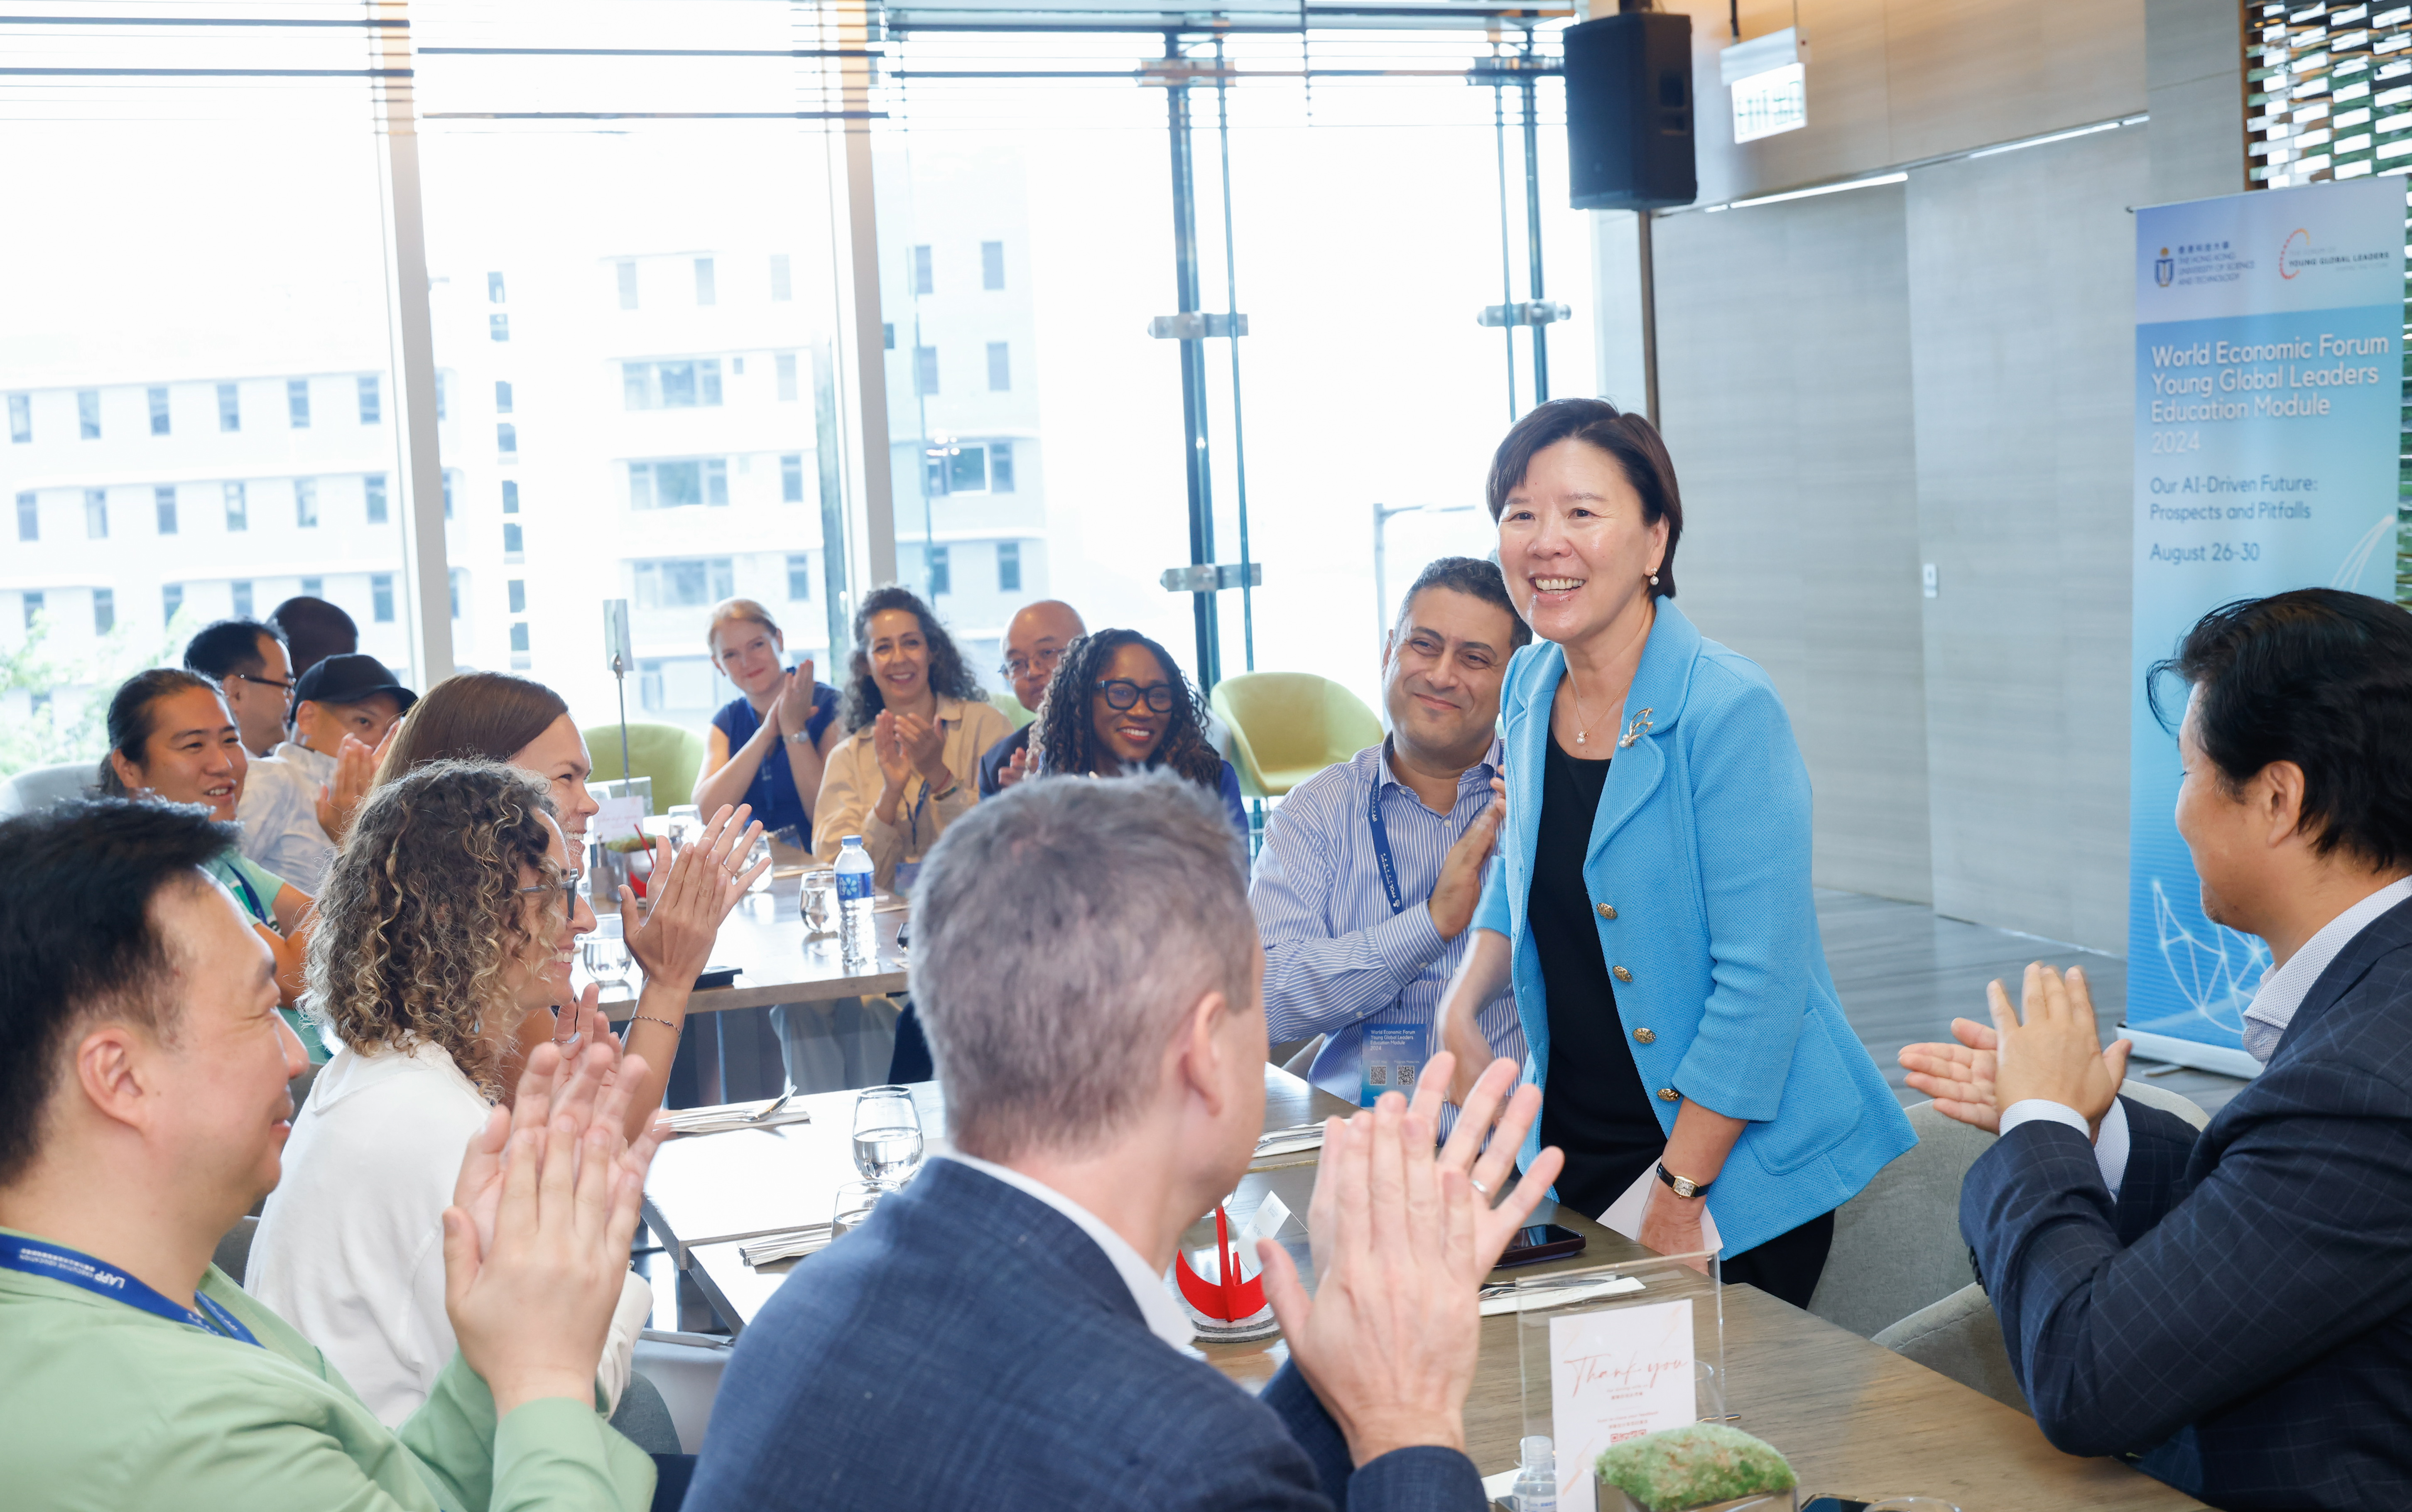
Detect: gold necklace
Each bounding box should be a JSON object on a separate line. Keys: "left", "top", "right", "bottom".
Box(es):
{"left": 1566, "top": 676, "right": 1606, "bottom": 747}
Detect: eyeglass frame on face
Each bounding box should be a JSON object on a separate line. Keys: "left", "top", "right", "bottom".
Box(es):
{"left": 229, "top": 671, "right": 296, "bottom": 703}
{"left": 1094, "top": 678, "right": 1178, "bottom": 713}
{"left": 998, "top": 644, "right": 1067, "bottom": 682}
{"left": 517, "top": 868, "right": 582, "bottom": 915}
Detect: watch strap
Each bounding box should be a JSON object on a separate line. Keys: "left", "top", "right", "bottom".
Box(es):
{"left": 1655, "top": 1161, "right": 1711, "bottom": 1199}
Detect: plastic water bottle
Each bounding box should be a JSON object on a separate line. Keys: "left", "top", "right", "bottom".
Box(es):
{"left": 836, "top": 836, "right": 877, "bottom": 969}
{"left": 1511, "top": 1435, "right": 1556, "bottom": 1512}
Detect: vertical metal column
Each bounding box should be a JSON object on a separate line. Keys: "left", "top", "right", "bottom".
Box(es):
{"left": 830, "top": 0, "right": 896, "bottom": 591}
{"left": 1520, "top": 48, "right": 1549, "bottom": 406}
{"left": 1165, "top": 34, "right": 1220, "bottom": 691}
{"left": 1637, "top": 210, "right": 1660, "bottom": 428}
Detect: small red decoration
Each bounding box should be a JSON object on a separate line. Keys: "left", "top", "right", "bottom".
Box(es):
{"left": 1173, "top": 1203, "right": 1264, "bottom": 1322}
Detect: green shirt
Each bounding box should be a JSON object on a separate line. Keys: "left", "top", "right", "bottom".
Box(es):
{"left": 202, "top": 848, "right": 331, "bottom": 1065}
{"left": 0, "top": 1230, "right": 655, "bottom": 1512}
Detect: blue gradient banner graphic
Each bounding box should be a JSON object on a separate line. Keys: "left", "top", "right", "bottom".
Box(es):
{"left": 2127, "top": 177, "right": 2403, "bottom": 1073}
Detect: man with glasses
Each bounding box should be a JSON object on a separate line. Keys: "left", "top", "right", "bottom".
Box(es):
{"left": 978, "top": 598, "right": 1085, "bottom": 796}
{"left": 182, "top": 618, "right": 294, "bottom": 759}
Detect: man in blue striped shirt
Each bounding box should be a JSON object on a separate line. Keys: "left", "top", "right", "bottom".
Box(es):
{"left": 1251, "top": 557, "right": 1529, "bottom": 1108}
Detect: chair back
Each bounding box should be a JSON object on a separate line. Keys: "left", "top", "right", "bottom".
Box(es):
{"left": 581, "top": 723, "right": 707, "bottom": 809}
{"left": 1805, "top": 1101, "right": 1995, "bottom": 1338}
{"left": 0, "top": 761, "right": 98, "bottom": 817}
{"left": 212, "top": 1215, "right": 260, "bottom": 1287}
{"left": 1208, "top": 673, "right": 1383, "bottom": 799}
{"left": 1872, "top": 1282, "right": 2029, "bottom": 1414}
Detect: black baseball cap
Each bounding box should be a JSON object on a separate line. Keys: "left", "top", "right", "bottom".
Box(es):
{"left": 292, "top": 652, "right": 418, "bottom": 714}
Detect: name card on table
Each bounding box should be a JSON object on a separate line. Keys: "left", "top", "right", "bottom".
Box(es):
{"left": 1550, "top": 1298, "right": 1695, "bottom": 1505}
{"left": 593, "top": 793, "right": 647, "bottom": 846}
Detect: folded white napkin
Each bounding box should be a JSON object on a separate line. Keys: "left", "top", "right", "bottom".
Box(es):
{"left": 739, "top": 1225, "right": 834, "bottom": 1266}
{"left": 664, "top": 1098, "right": 814, "bottom": 1137}
{"left": 1476, "top": 1273, "right": 1644, "bottom": 1317}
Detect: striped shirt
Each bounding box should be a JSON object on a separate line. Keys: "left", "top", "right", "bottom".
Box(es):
{"left": 1250, "top": 739, "right": 1526, "bottom": 1105}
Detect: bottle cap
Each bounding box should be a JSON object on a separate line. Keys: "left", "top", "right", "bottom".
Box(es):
{"left": 841, "top": 834, "right": 863, "bottom": 845}
{"left": 1520, "top": 1435, "right": 1554, "bottom": 1470}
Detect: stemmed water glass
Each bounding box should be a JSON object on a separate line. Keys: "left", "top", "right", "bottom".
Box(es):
{"left": 851, "top": 1086, "right": 924, "bottom": 1183}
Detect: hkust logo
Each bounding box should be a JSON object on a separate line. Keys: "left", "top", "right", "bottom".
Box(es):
{"left": 2156, "top": 247, "right": 2174, "bottom": 287}
{"left": 2281, "top": 227, "right": 2312, "bottom": 279}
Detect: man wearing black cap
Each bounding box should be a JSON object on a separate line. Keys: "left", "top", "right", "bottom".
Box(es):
{"left": 235, "top": 653, "right": 418, "bottom": 894}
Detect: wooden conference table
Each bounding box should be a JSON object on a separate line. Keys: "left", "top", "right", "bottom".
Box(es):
{"left": 642, "top": 1066, "right": 2202, "bottom": 1512}
{"left": 593, "top": 870, "right": 910, "bottom": 1013}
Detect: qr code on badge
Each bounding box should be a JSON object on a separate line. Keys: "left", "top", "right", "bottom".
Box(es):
{"left": 1369, "top": 1066, "right": 1389, "bottom": 1086}
{"left": 1396, "top": 1065, "right": 1417, "bottom": 1086}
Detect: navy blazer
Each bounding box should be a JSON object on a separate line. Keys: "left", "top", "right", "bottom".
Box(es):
{"left": 1963, "top": 897, "right": 2412, "bottom": 1512}
{"left": 685, "top": 1157, "right": 1483, "bottom": 1512}
{"left": 977, "top": 723, "right": 1033, "bottom": 798}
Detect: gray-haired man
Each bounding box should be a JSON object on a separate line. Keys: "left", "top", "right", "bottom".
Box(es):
{"left": 688, "top": 771, "right": 1563, "bottom": 1512}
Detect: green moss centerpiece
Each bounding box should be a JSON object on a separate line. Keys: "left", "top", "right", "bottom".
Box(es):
{"left": 1596, "top": 1424, "right": 1798, "bottom": 1512}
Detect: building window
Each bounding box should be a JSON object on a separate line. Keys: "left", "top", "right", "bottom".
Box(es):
{"left": 770, "top": 253, "right": 793, "bottom": 301}
{"left": 23, "top": 590, "right": 44, "bottom": 629}
{"left": 982, "top": 240, "right": 1005, "bottom": 291}
{"left": 622, "top": 359, "right": 723, "bottom": 410}
{"left": 949, "top": 445, "right": 988, "bottom": 494}
{"left": 487, "top": 271, "right": 506, "bottom": 303}
{"left": 503, "top": 522, "right": 524, "bottom": 557}
{"left": 449, "top": 569, "right": 463, "bottom": 620}
{"left": 442, "top": 470, "right": 454, "bottom": 520}
{"left": 507, "top": 579, "right": 526, "bottom": 614}
{"left": 883, "top": 322, "right": 895, "bottom": 350}
{"left": 628, "top": 458, "right": 728, "bottom": 509}
{"left": 15, "top": 490, "right": 34, "bottom": 542}
{"left": 927, "top": 544, "right": 951, "bottom": 597}
{"left": 616, "top": 260, "right": 637, "bottom": 309}
{"left": 92, "top": 587, "right": 114, "bottom": 635}
{"left": 787, "top": 554, "right": 812, "bottom": 600}
{"left": 489, "top": 314, "right": 510, "bottom": 342}
{"left": 991, "top": 440, "right": 1015, "bottom": 493}
{"left": 495, "top": 380, "right": 513, "bottom": 414}
{"left": 912, "top": 244, "right": 934, "bottom": 295}
{"left": 914, "top": 346, "right": 939, "bottom": 396}
{"left": 295, "top": 478, "right": 318, "bottom": 528}
{"left": 162, "top": 582, "right": 183, "bottom": 624}
{"left": 638, "top": 659, "right": 664, "bottom": 711}
{"left": 694, "top": 257, "right": 716, "bottom": 306}
{"left": 435, "top": 372, "right": 448, "bottom": 421}
{"left": 231, "top": 580, "right": 253, "bottom": 618}
{"left": 776, "top": 352, "right": 799, "bottom": 401}
{"left": 780, "top": 453, "right": 804, "bottom": 503}
{"left": 155, "top": 485, "right": 178, "bottom": 535}
{"left": 217, "top": 382, "right": 240, "bottom": 431}
{"left": 498, "top": 422, "right": 518, "bottom": 454}
{"left": 223, "top": 481, "right": 248, "bottom": 532}
{"left": 998, "top": 540, "right": 1022, "bottom": 592}
{"left": 923, "top": 453, "right": 948, "bottom": 498}
{"left": 301, "top": 576, "right": 323, "bottom": 599}
{"left": 501, "top": 479, "right": 520, "bottom": 514}
{"left": 987, "top": 341, "right": 1011, "bottom": 392}
{"left": 77, "top": 389, "right": 100, "bottom": 439}
{"left": 148, "top": 386, "right": 170, "bottom": 436}
{"left": 83, "top": 488, "right": 106, "bottom": 539}
{"left": 287, "top": 378, "right": 311, "bottom": 428}
{"left": 371, "top": 573, "right": 395, "bottom": 622}
{"left": 7, "top": 393, "right": 27, "bottom": 443}
{"left": 632, "top": 556, "right": 735, "bottom": 609}
{"left": 365, "top": 473, "right": 388, "bottom": 525}
{"left": 358, "top": 374, "right": 380, "bottom": 424}
{"left": 509, "top": 622, "right": 531, "bottom": 654}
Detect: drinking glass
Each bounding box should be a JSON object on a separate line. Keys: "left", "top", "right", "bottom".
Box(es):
{"left": 744, "top": 829, "right": 773, "bottom": 893}
{"left": 580, "top": 914, "right": 633, "bottom": 991}
{"left": 799, "top": 868, "right": 838, "bottom": 936}
{"left": 831, "top": 1179, "right": 894, "bottom": 1240}
{"left": 666, "top": 803, "right": 703, "bottom": 850}
{"left": 852, "top": 1085, "right": 925, "bottom": 1183}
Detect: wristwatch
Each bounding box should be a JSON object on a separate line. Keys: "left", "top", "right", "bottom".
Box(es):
{"left": 1655, "top": 1161, "right": 1711, "bottom": 1200}
{"left": 785, "top": 730, "right": 814, "bottom": 745}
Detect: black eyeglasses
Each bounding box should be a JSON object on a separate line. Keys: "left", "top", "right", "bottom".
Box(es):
{"left": 230, "top": 671, "right": 295, "bottom": 700}
{"left": 999, "top": 645, "right": 1066, "bottom": 681}
{"left": 1096, "top": 679, "right": 1177, "bottom": 713}
{"left": 518, "top": 872, "right": 582, "bottom": 912}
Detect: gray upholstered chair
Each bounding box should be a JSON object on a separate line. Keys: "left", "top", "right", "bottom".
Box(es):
{"left": 213, "top": 1215, "right": 260, "bottom": 1287}
{"left": 0, "top": 762, "right": 96, "bottom": 817}
{"left": 1804, "top": 1101, "right": 1995, "bottom": 1338}
{"left": 605, "top": 1368, "right": 684, "bottom": 1455}
{"left": 632, "top": 1332, "right": 735, "bottom": 1454}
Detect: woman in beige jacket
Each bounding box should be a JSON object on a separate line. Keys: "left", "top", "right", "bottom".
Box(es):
{"left": 814, "top": 584, "right": 1009, "bottom": 893}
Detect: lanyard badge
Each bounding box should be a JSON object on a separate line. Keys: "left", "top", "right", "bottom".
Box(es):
{"left": 0, "top": 1234, "right": 261, "bottom": 1347}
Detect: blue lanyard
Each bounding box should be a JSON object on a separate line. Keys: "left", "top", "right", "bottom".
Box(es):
{"left": 1366, "top": 765, "right": 1407, "bottom": 918}
{"left": 0, "top": 1233, "right": 260, "bottom": 1346}
{"left": 220, "top": 861, "right": 267, "bottom": 924}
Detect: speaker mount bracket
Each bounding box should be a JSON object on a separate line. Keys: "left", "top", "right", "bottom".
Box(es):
{"left": 1148, "top": 311, "right": 1248, "bottom": 340}
{"left": 1478, "top": 301, "right": 1572, "bottom": 329}
{"left": 1160, "top": 562, "right": 1263, "bottom": 594}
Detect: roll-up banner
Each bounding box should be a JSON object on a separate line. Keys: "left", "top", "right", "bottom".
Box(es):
{"left": 2126, "top": 177, "right": 2405, "bottom": 1077}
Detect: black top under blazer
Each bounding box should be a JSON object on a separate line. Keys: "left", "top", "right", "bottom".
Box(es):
{"left": 684, "top": 1155, "right": 1484, "bottom": 1512}
{"left": 1963, "top": 897, "right": 2412, "bottom": 1512}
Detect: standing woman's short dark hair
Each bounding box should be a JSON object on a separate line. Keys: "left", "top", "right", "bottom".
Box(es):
{"left": 2150, "top": 588, "right": 2412, "bottom": 871}
{"left": 95, "top": 668, "right": 221, "bottom": 795}
{"left": 1030, "top": 629, "right": 1223, "bottom": 791}
{"left": 841, "top": 584, "right": 983, "bottom": 731}
{"left": 1485, "top": 397, "right": 1684, "bottom": 599}
{"left": 374, "top": 671, "right": 568, "bottom": 786}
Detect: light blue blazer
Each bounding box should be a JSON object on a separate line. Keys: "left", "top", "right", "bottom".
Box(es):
{"left": 1473, "top": 600, "right": 1916, "bottom": 1257}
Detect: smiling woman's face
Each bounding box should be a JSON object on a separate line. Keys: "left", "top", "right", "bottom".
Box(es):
{"left": 1090, "top": 642, "right": 1174, "bottom": 768}
{"left": 113, "top": 685, "right": 248, "bottom": 821}
{"left": 866, "top": 608, "right": 931, "bottom": 708}
{"left": 1494, "top": 436, "right": 1667, "bottom": 650}
{"left": 503, "top": 813, "right": 596, "bottom": 1018}
{"left": 713, "top": 620, "right": 786, "bottom": 702}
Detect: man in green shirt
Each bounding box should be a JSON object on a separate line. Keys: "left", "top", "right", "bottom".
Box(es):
{"left": 0, "top": 797, "right": 662, "bottom": 1512}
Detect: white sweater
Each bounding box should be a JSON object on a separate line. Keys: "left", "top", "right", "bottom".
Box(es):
{"left": 249, "top": 1039, "right": 651, "bottom": 1426}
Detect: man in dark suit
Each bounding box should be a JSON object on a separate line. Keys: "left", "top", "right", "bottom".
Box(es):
{"left": 1902, "top": 588, "right": 2412, "bottom": 1512}
{"left": 687, "top": 772, "right": 1564, "bottom": 1512}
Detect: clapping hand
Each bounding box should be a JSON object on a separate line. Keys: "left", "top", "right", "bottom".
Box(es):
{"left": 871, "top": 711, "right": 913, "bottom": 792}
{"left": 625, "top": 803, "right": 766, "bottom": 983}
{"left": 313, "top": 724, "right": 395, "bottom": 846}
{"left": 996, "top": 745, "right": 1033, "bottom": 789}
{"left": 1898, "top": 1018, "right": 2004, "bottom": 1132}
{"left": 772, "top": 661, "right": 817, "bottom": 739}
{"left": 1900, "top": 963, "right": 2130, "bottom": 1137}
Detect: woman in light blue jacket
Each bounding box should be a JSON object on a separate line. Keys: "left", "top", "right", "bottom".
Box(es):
{"left": 1438, "top": 398, "right": 1913, "bottom": 1305}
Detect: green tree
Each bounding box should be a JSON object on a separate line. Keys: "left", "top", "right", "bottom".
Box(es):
{"left": 0, "top": 609, "right": 188, "bottom": 779}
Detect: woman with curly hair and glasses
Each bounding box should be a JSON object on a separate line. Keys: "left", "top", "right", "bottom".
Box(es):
{"left": 1030, "top": 628, "right": 1246, "bottom": 836}
{"left": 812, "top": 584, "right": 1008, "bottom": 892}
{"left": 248, "top": 759, "right": 654, "bottom": 1426}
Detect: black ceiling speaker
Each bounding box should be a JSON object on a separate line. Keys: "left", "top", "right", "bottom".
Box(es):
{"left": 1564, "top": 6, "right": 1696, "bottom": 211}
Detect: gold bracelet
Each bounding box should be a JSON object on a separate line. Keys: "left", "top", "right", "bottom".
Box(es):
{"left": 626, "top": 1013, "right": 683, "bottom": 1038}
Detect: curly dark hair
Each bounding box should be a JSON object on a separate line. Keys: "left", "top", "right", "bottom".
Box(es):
{"left": 1029, "top": 630, "right": 1223, "bottom": 792}
{"left": 841, "top": 583, "right": 984, "bottom": 732}
{"left": 308, "top": 759, "right": 563, "bottom": 1099}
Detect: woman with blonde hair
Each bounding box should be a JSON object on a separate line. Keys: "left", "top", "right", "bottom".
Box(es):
{"left": 248, "top": 759, "right": 654, "bottom": 1425}
{"left": 693, "top": 596, "right": 843, "bottom": 842}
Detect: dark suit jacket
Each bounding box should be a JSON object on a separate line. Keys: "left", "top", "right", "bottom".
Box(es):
{"left": 1962, "top": 897, "right": 2412, "bottom": 1512}
{"left": 977, "top": 723, "right": 1032, "bottom": 798}
{"left": 685, "top": 1157, "right": 1483, "bottom": 1512}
